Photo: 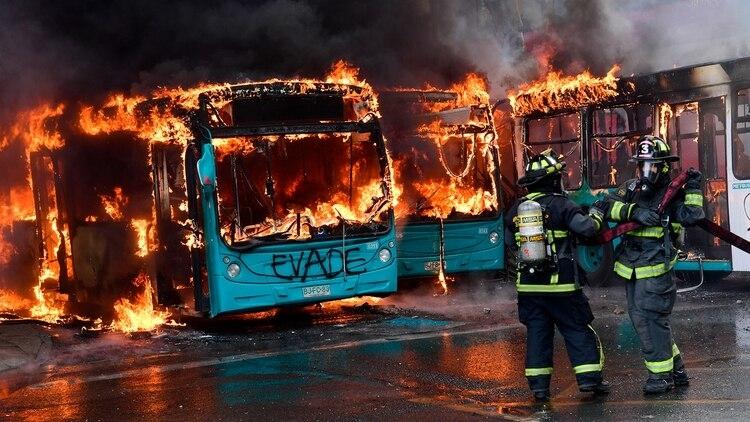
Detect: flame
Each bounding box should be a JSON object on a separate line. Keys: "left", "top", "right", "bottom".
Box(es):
{"left": 78, "top": 84, "right": 233, "bottom": 144}
{"left": 0, "top": 103, "right": 70, "bottom": 322}
{"left": 508, "top": 65, "right": 622, "bottom": 117}
{"left": 0, "top": 289, "right": 32, "bottom": 313}
{"left": 110, "top": 273, "right": 170, "bottom": 333}
{"left": 2, "top": 103, "right": 66, "bottom": 153}
{"left": 658, "top": 103, "right": 673, "bottom": 139}
{"left": 389, "top": 74, "right": 499, "bottom": 221}
{"left": 100, "top": 187, "right": 128, "bottom": 220}
{"left": 131, "top": 219, "right": 153, "bottom": 257}
{"left": 0, "top": 61, "right": 386, "bottom": 323}
{"left": 29, "top": 275, "right": 66, "bottom": 323}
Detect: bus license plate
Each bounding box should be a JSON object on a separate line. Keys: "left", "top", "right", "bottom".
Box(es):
{"left": 424, "top": 261, "right": 440, "bottom": 272}
{"left": 302, "top": 285, "right": 331, "bottom": 298}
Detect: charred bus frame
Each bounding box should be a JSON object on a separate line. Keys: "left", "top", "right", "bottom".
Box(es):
{"left": 380, "top": 90, "right": 505, "bottom": 280}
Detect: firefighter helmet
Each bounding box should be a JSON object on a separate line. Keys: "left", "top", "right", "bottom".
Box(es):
{"left": 632, "top": 135, "right": 677, "bottom": 187}
{"left": 517, "top": 149, "right": 566, "bottom": 187}
{"left": 632, "top": 135, "right": 679, "bottom": 162}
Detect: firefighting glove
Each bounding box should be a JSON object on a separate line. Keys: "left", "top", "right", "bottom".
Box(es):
{"left": 630, "top": 206, "right": 660, "bottom": 226}
{"left": 588, "top": 201, "right": 606, "bottom": 231}
{"left": 685, "top": 168, "right": 702, "bottom": 190}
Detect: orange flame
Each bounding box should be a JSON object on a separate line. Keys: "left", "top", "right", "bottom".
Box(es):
{"left": 390, "top": 74, "right": 499, "bottom": 221}
{"left": 110, "top": 273, "right": 170, "bottom": 333}
{"left": 130, "top": 219, "right": 153, "bottom": 257}
{"left": 0, "top": 289, "right": 32, "bottom": 313}
{"left": 100, "top": 187, "right": 128, "bottom": 220}
{"left": 508, "top": 65, "right": 623, "bottom": 117}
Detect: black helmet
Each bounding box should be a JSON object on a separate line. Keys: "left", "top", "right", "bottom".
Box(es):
{"left": 518, "top": 149, "right": 566, "bottom": 187}
{"left": 632, "top": 135, "right": 679, "bottom": 162}
{"left": 632, "top": 135, "right": 677, "bottom": 187}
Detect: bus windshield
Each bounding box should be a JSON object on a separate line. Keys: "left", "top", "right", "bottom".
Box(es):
{"left": 214, "top": 132, "right": 390, "bottom": 245}
{"left": 589, "top": 103, "right": 653, "bottom": 188}
{"left": 525, "top": 112, "right": 582, "bottom": 189}
{"left": 390, "top": 131, "right": 498, "bottom": 222}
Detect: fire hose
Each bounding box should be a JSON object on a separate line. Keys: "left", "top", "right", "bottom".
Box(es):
{"left": 593, "top": 171, "right": 750, "bottom": 254}
{"left": 591, "top": 171, "right": 750, "bottom": 291}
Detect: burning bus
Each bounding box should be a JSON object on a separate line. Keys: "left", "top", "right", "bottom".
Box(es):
{"left": 379, "top": 75, "right": 504, "bottom": 291}
{"left": 184, "top": 81, "right": 397, "bottom": 316}
{"left": 506, "top": 58, "right": 750, "bottom": 284}
{"left": 0, "top": 63, "right": 397, "bottom": 322}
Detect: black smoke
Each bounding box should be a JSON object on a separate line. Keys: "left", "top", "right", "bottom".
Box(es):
{"left": 1, "top": 0, "right": 750, "bottom": 122}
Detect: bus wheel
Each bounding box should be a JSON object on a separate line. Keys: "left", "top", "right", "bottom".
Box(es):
{"left": 578, "top": 243, "right": 614, "bottom": 287}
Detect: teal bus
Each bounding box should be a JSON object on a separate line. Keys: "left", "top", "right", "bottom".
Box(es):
{"left": 380, "top": 90, "right": 505, "bottom": 286}
{"left": 507, "top": 58, "right": 750, "bottom": 284}
{"left": 184, "top": 82, "right": 398, "bottom": 316}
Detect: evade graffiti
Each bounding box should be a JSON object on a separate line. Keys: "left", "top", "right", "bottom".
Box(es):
{"left": 271, "top": 247, "right": 367, "bottom": 282}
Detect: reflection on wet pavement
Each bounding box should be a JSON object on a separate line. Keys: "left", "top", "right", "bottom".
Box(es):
{"left": 3, "top": 286, "right": 750, "bottom": 420}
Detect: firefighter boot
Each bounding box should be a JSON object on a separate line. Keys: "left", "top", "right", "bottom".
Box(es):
{"left": 673, "top": 355, "right": 690, "bottom": 387}
{"left": 643, "top": 373, "right": 674, "bottom": 395}
{"left": 579, "top": 380, "right": 611, "bottom": 395}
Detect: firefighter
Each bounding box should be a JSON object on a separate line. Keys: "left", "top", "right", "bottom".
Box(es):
{"left": 505, "top": 149, "right": 609, "bottom": 401}
{"left": 593, "top": 135, "right": 704, "bottom": 395}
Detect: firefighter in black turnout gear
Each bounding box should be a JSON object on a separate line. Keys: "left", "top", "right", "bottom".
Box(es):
{"left": 594, "top": 135, "right": 704, "bottom": 395}
{"left": 505, "top": 150, "right": 609, "bottom": 401}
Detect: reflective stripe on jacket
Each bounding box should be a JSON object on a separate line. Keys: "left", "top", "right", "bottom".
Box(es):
{"left": 505, "top": 190, "right": 599, "bottom": 294}
{"left": 603, "top": 178, "right": 705, "bottom": 280}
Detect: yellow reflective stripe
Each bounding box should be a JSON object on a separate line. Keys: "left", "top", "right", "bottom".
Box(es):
{"left": 685, "top": 193, "right": 703, "bottom": 207}
{"left": 672, "top": 343, "right": 680, "bottom": 357}
{"left": 635, "top": 255, "right": 678, "bottom": 279}
{"left": 525, "top": 367, "right": 553, "bottom": 376}
{"left": 592, "top": 324, "right": 605, "bottom": 368}
{"left": 614, "top": 261, "right": 634, "bottom": 279}
{"left": 517, "top": 282, "right": 577, "bottom": 293}
{"left": 546, "top": 162, "right": 563, "bottom": 174}
{"left": 530, "top": 162, "right": 542, "bottom": 171}
{"left": 548, "top": 230, "right": 568, "bottom": 237}
{"left": 671, "top": 223, "right": 682, "bottom": 234}
{"left": 525, "top": 192, "right": 544, "bottom": 200}
{"left": 615, "top": 255, "right": 678, "bottom": 280}
{"left": 574, "top": 363, "right": 602, "bottom": 374}
{"left": 627, "top": 226, "right": 665, "bottom": 238}
{"left": 575, "top": 325, "right": 605, "bottom": 374}
{"left": 610, "top": 202, "right": 624, "bottom": 220}
{"left": 645, "top": 357, "right": 674, "bottom": 373}
{"left": 550, "top": 272, "right": 558, "bottom": 285}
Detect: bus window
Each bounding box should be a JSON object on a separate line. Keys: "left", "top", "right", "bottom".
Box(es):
{"left": 215, "top": 133, "right": 389, "bottom": 245}
{"left": 735, "top": 88, "right": 750, "bottom": 179}
{"left": 525, "top": 112, "right": 582, "bottom": 189}
{"left": 590, "top": 104, "right": 653, "bottom": 188}
{"left": 390, "top": 132, "right": 499, "bottom": 221}
{"left": 667, "top": 103, "right": 700, "bottom": 172}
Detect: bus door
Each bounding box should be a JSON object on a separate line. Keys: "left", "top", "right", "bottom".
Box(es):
{"left": 666, "top": 98, "right": 730, "bottom": 262}
{"left": 729, "top": 87, "right": 750, "bottom": 271}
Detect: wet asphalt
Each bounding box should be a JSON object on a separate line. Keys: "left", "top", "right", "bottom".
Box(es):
{"left": 2, "top": 278, "right": 750, "bottom": 421}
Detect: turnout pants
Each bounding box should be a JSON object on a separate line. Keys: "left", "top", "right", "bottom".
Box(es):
{"left": 518, "top": 291, "right": 604, "bottom": 392}
{"left": 624, "top": 272, "right": 685, "bottom": 376}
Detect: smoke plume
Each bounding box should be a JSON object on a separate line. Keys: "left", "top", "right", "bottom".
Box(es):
{"left": 1, "top": 0, "right": 750, "bottom": 121}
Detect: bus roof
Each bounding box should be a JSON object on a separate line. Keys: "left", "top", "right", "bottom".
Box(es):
{"left": 511, "top": 56, "right": 750, "bottom": 118}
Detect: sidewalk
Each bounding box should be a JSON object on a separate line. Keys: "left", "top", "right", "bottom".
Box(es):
{"left": 0, "top": 323, "right": 51, "bottom": 372}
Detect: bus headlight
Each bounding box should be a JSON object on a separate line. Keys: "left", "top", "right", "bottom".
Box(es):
{"left": 489, "top": 231, "right": 500, "bottom": 244}
{"left": 378, "top": 248, "right": 392, "bottom": 263}
{"left": 227, "top": 263, "right": 241, "bottom": 278}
